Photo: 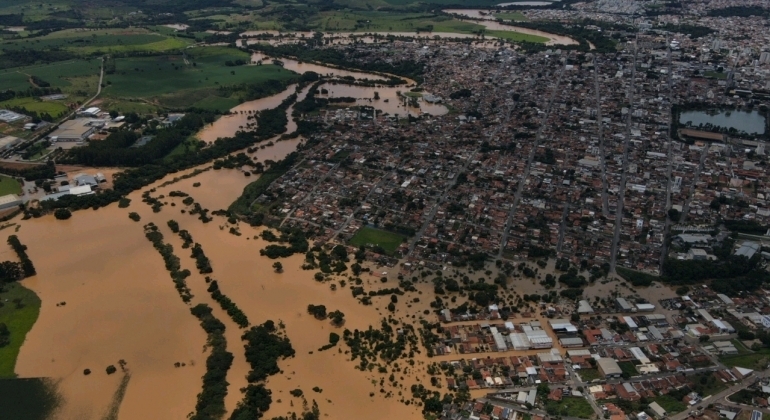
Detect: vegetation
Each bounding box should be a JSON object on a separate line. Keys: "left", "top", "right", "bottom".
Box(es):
{"left": 7, "top": 236, "right": 35, "bottom": 278}
{"left": 128, "top": 212, "right": 141, "bottom": 222}
{"left": 142, "top": 223, "right": 193, "bottom": 302}
{"left": 53, "top": 208, "right": 71, "bottom": 220}
{"left": 0, "top": 378, "right": 59, "bottom": 420}
{"left": 616, "top": 267, "right": 657, "bottom": 287}
{"left": 348, "top": 226, "right": 406, "bottom": 255}
{"left": 544, "top": 397, "right": 594, "bottom": 418}
{"left": 207, "top": 280, "right": 250, "bottom": 328}
{"left": 0, "top": 283, "right": 41, "bottom": 377}
{"left": 0, "top": 175, "right": 22, "bottom": 196}
{"left": 229, "top": 320, "right": 294, "bottom": 419}
{"left": 190, "top": 304, "right": 233, "bottom": 420}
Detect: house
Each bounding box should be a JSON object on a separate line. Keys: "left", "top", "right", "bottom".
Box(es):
{"left": 648, "top": 401, "right": 667, "bottom": 418}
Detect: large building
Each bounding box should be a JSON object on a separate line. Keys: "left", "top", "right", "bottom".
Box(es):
{"left": 0, "top": 109, "right": 26, "bottom": 123}
{"left": 49, "top": 119, "right": 96, "bottom": 142}
{"left": 548, "top": 318, "right": 578, "bottom": 334}
{"left": 596, "top": 358, "right": 622, "bottom": 378}
{"left": 0, "top": 194, "right": 22, "bottom": 210}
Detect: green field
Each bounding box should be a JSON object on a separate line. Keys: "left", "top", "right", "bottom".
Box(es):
{"left": 617, "top": 361, "right": 637, "bottom": 377}
{"left": 315, "top": 11, "right": 487, "bottom": 34}
{"left": 0, "top": 378, "right": 59, "bottom": 420}
{"left": 0, "top": 59, "right": 101, "bottom": 92}
{"left": 577, "top": 368, "right": 601, "bottom": 382}
{"left": 652, "top": 395, "right": 687, "bottom": 414}
{"left": 485, "top": 30, "right": 548, "bottom": 43}
{"left": 720, "top": 350, "right": 770, "bottom": 370}
{"left": 104, "top": 47, "right": 297, "bottom": 101}
{"left": 349, "top": 226, "right": 406, "bottom": 255}
{"left": 0, "top": 28, "right": 192, "bottom": 55}
{"left": 495, "top": 12, "right": 528, "bottom": 21}
{"left": 0, "top": 282, "right": 41, "bottom": 377}
{"left": 545, "top": 397, "right": 595, "bottom": 418}
{"left": 0, "top": 97, "right": 68, "bottom": 118}
{"left": 0, "top": 175, "right": 22, "bottom": 196}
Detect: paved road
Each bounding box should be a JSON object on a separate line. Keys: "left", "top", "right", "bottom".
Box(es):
{"left": 498, "top": 61, "right": 567, "bottom": 257}
{"left": 609, "top": 34, "right": 638, "bottom": 274}
{"left": 592, "top": 57, "right": 611, "bottom": 219}
{"left": 406, "top": 60, "right": 516, "bottom": 257}
{"left": 678, "top": 145, "right": 708, "bottom": 224}
{"left": 659, "top": 40, "right": 675, "bottom": 272}
{"left": 669, "top": 370, "right": 769, "bottom": 420}
{"left": 556, "top": 198, "right": 571, "bottom": 253}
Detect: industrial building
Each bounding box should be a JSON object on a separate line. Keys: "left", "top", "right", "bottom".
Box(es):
{"left": 548, "top": 318, "right": 578, "bottom": 334}
{"left": 0, "top": 194, "right": 22, "bottom": 211}
{"left": 0, "top": 109, "right": 26, "bottom": 123}
{"left": 577, "top": 299, "right": 594, "bottom": 314}
{"left": 509, "top": 333, "right": 531, "bottom": 351}
{"left": 49, "top": 119, "right": 96, "bottom": 142}
{"left": 523, "top": 328, "right": 553, "bottom": 349}
{"left": 616, "top": 297, "right": 632, "bottom": 312}
{"left": 596, "top": 357, "right": 622, "bottom": 378}
{"left": 0, "top": 136, "right": 22, "bottom": 152}
{"left": 559, "top": 337, "right": 584, "bottom": 348}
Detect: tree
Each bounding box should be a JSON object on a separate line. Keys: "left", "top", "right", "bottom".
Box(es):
{"left": 307, "top": 304, "right": 327, "bottom": 319}
{"left": 667, "top": 208, "right": 680, "bottom": 220}
{"left": 273, "top": 261, "right": 283, "bottom": 273}
{"left": 54, "top": 208, "right": 72, "bottom": 220}
{"left": 106, "top": 365, "right": 117, "bottom": 375}
{"left": 328, "top": 310, "right": 345, "bottom": 326}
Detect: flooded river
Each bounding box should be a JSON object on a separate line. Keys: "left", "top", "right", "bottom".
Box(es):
{"left": 443, "top": 9, "right": 580, "bottom": 46}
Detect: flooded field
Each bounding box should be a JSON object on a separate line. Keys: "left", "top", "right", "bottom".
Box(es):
{"left": 317, "top": 83, "right": 449, "bottom": 117}
{"left": 443, "top": 10, "right": 579, "bottom": 45}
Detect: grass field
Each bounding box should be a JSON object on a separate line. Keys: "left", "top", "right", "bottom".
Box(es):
{"left": 485, "top": 30, "right": 548, "bottom": 43}
{"left": 0, "top": 282, "right": 41, "bottom": 377}
{"left": 545, "top": 397, "right": 594, "bottom": 418}
{"left": 104, "top": 47, "right": 296, "bottom": 99}
{"left": 617, "top": 361, "right": 638, "bottom": 377}
{"left": 577, "top": 368, "right": 601, "bottom": 382}
{"left": 349, "top": 226, "right": 406, "bottom": 255}
{"left": 652, "top": 394, "right": 687, "bottom": 414}
{"left": 0, "top": 28, "right": 192, "bottom": 55}
{"left": 0, "top": 98, "right": 68, "bottom": 118}
{"left": 720, "top": 350, "right": 770, "bottom": 370}
{"left": 0, "top": 175, "right": 22, "bottom": 196}
{"left": 0, "top": 59, "right": 101, "bottom": 92}
{"left": 314, "top": 11, "right": 487, "bottom": 34}
{"left": 495, "top": 12, "right": 528, "bottom": 21}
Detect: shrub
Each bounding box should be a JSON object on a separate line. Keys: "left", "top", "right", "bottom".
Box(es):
{"left": 128, "top": 212, "right": 141, "bottom": 221}
{"left": 54, "top": 208, "right": 72, "bottom": 220}
{"left": 106, "top": 365, "right": 117, "bottom": 375}
{"left": 83, "top": 369, "right": 91, "bottom": 375}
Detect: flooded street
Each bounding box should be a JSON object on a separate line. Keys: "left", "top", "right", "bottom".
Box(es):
{"left": 317, "top": 83, "right": 449, "bottom": 117}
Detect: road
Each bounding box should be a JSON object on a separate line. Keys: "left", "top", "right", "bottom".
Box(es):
{"left": 609, "top": 34, "right": 638, "bottom": 274}
{"left": 592, "top": 57, "right": 611, "bottom": 219}
{"left": 406, "top": 59, "right": 517, "bottom": 257}
{"left": 556, "top": 198, "right": 571, "bottom": 253}
{"left": 498, "top": 61, "right": 567, "bottom": 258}
{"left": 4, "top": 57, "right": 106, "bottom": 162}
{"left": 678, "top": 144, "right": 708, "bottom": 224}
{"left": 279, "top": 161, "right": 340, "bottom": 227}
{"left": 659, "top": 40, "right": 675, "bottom": 272}
{"left": 669, "top": 370, "right": 769, "bottom": 420}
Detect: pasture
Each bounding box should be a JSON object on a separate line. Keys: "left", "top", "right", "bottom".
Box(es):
{"left": 104, "top": 47, "right": 296, "bottom": 106}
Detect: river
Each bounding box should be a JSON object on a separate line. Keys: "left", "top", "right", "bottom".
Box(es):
{"left": 443, "top": 9, "right": 580, "bottom": 46}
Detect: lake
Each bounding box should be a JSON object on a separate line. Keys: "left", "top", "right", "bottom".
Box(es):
{"left": 679, "top": 109, "right": 767, "bottom": 135}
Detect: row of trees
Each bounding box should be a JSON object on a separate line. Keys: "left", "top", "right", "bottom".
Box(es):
{"left": 189, "top": 303, "right": 233, "bottom": 420}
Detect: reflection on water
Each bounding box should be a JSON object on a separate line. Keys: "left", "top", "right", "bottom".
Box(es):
{"left": 679, "top": 109, "right": 767, "bottom": 135}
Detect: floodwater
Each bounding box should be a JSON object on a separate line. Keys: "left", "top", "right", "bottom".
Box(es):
{"left": 443, "top": 10, "right": 579, "bottom": 45}
{"left": 679, "top": 109, "right": 766, "bottom": 135}
{"left": 317, "top": 83, "right": 449, "bottom": 117}
{"left": 197, "top": 85, "right": 299, "bottom": 143}
{"left": 11, "top": 201, "right": 208, "bottom": 420}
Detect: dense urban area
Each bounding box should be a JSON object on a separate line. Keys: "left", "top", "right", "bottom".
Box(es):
{"left": 1, "top": 0, "right": 770, "bottom": 420}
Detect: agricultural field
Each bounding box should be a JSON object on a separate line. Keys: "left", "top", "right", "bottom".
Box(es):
{"left": 0, "top": 282, "right": 41, "bottom": 377}
{"left": 349, "top": 226, "right": 406, "bottom": 255}
{"left": 495, "top": 12, "right": 528, "bottom": 21}
{"left": 0, "top": 98, "right": 69, "bottom": 119}
{"left": 0, "top": 59, "right": 101, "bottom": 91}
{"left": 0, "top": 28, "right": 192, "bottom": 55}
{"left": 313, "top": 11, "right": 488, "bottom": 34}
{"left": 103, "top": 47, "right": 296, "bottom": 110}
{"left": 0, "top": 174, "right": 23, "bottom": 196}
